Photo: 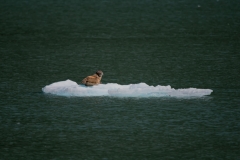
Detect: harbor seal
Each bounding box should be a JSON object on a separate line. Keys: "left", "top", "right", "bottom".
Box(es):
{"left": 81, "top": 70, "right": 103, "bottom": 86}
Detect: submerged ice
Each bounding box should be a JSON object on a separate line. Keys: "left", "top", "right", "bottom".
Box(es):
{"left": 42, "top": 80, "right": 213, "bottom": 97}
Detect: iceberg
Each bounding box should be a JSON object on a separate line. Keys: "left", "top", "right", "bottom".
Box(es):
{"left": 42, "top": 80, "right": 213, "bottom": 98}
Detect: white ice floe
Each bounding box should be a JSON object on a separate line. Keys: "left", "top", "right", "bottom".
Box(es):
{"left": 42, "top": 79, "right": 213, "bottom": 98}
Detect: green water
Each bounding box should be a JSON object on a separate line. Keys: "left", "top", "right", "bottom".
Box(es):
{"left": 1, "top": 0, "right": 240, "bottom": 159}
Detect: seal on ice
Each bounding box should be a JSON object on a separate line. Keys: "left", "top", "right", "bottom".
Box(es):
{"left": 81, "top": 70, "right": 103, "bottom": 86}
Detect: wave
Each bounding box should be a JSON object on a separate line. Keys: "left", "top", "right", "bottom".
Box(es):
{"left": 42, "top": 80, "right": 213, "bottom": 98}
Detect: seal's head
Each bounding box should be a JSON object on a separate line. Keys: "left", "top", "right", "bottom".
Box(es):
{"left": 96, "top": 70, "right": 103, "bottom": 77}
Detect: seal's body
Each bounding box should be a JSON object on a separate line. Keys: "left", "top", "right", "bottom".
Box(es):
{"left": 81, "top": 70, "right": 103, "bottom": 86}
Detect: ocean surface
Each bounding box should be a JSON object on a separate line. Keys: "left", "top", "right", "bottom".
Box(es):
{"left": 1, "top": 0, "right": 240, "bottom": 159}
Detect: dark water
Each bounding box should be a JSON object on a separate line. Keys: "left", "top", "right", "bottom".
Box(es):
{"left": 1, "top": 0, "right": 240, "bottom": 159}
